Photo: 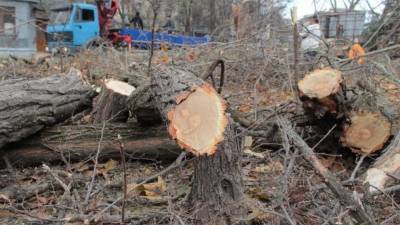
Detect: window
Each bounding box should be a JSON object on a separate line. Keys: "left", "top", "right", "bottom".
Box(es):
{"left": 75, "top": 8, "right": 95, "bottom": 22}
{"left": 50, "top": 8, "right": 71, "bottom": 24}
{"left": 0, "top": 6, "right": 16, "bottom": 36}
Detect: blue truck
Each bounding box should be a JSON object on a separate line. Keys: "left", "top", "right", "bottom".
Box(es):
{"left": 46, "top": 2, "right": 209, "bottom": 53}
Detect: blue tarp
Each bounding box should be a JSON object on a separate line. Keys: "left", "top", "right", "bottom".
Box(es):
{"left": 119, "top": 28, "right": 209, "bottom": 48}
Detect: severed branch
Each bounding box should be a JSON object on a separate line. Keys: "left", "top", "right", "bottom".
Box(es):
{"left": 364, "top": 131, "right": 400, "bottom": 193}
{"left": 278, "top": 117, "right": 377, "bottom": 225}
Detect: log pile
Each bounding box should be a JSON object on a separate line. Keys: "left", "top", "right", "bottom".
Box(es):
{"left": 297, "top": 67, "right": 400, "bottom": 194}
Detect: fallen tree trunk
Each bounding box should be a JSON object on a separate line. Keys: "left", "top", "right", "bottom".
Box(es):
{"left": 1, "top": 123, "right": 180, "bottom": 168}
{"left": 149, "top": 66, "right": 245, "bottom": 224}
{"left": 127, "top": 80, "right": 162, "bottom": 126}
{"left": 364, "top": 131, "right": 400, "bottom": 193}
{"left": 0, "top": 69, "right": 95, "bottom": 150}
{"left": 92, "top": 79, "right": 135, "bottom": 123}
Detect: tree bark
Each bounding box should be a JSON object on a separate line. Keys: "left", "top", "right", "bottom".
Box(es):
{"left": 1, "top": 123, "right": 180, "bottom": 168}
{"left": 93, "top": 79, "right": 135, "bottom": 123}
{"left": 364, "top": 131, "right": 400, "bottom": 193}
{"left": 149, "top": 66, "right": 246, "bottom": 224}
{"left": 127, "top": 80, "right": 162, "bottom": 126}
{"left": 188, "top": 121, "right": 245, "bottom": 225}
{"left": 0, "top": 69, "right": 95, "bottom": 150}
{"left": 208, "top": 0, "right": 216, "bottom": 34}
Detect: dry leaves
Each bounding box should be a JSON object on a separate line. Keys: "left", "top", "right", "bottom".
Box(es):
{"left": 127, "top": 177, "right": 167, "bottom": 200}
{"left": 253, "top": 161, "right": 284, "bottom": 173}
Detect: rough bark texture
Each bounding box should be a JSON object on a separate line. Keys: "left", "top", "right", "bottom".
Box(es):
{"left": 149, "top": 66, "right": 245, "bottom": 224}
{"left": 364, "top": 131, "right": 400, "bottom": 192}
{"left": 127, "top": 81, "right": 162, "bottom": 126}
{"left": 355, "top": 77, "right": 400, "bottom": 134}
{"left": 0, "top": 69, "right": 94, "bottom": 150}
{"left": 93, "top": 80, "right": 135, "bottom": 123}
{"left": 1, "top": 123, "right": 180, "bottom": 168}
{"left": 188, "top": 121, "right": 245, "bottom": 225}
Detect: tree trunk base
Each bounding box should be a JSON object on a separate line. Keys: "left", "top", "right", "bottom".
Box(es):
{"left": 188, "top": 122, "right": 247, "bottom": 225}
{"left": 93, "top": 79, "right": 135, "bottom": 123}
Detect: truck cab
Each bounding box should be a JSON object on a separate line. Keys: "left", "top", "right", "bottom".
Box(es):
{"left": 46, "top": 3, "right": 100, "bottom": 53}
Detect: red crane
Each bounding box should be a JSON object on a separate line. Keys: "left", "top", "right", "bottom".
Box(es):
{"left": 96, "top": 0, "right": 119, "bottom": 37}
{"left": 95, "top": 0, "right": 132, "bottom": 47}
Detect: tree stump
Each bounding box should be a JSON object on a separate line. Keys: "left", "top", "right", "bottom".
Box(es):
{"left": 93, "top": 79, "right": 135, "bottom": 123}
{"left": 341, "top": 111, "right": 391, "bottom": 155}
{"left": 298, "top": 68, "right": 346, "bottom": 119}
{"left": 0, "top": 69, "right": 94, "bottom": 150}
{"left": 150, "top": 66, "right": 245, "bottom": 224}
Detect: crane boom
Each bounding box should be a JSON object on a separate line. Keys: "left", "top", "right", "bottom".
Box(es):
{"left": 96, "top": 0, "right": 119, "bottom": 37}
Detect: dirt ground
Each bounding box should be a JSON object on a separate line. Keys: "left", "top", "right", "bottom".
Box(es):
{"left": 1, "top": 42, "right": 400, "bottom": 225}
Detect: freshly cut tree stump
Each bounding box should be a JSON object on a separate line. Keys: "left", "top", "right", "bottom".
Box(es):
{"left": 167, "top": 84, "right": 228, "bottom": 156}
{"left": 151, "top": 67, "right": 228, "bottom": 156}
{"left": 341, "top": 111, "right": 391, "bottom": 154}
{"left": 1, "top": 123, "right": 180, "bottom": 167}
{"left": 150, "top": 66, "right": 245, "bottom": 224}
{"left": 0, "top": 69, "right": 94, "bottom": 150}
{"left": 364, "top": 131, "right": 400, "bottom": 192}
{"left": 93, "top": 79, "right": 135, "bottom": 123}
{"left": 298, "top": 68, "right": 346, "bottom": 119}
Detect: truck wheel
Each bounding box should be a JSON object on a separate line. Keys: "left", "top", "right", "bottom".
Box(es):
{"left": 85, "top": 39, "right": 111, "bottom": 51}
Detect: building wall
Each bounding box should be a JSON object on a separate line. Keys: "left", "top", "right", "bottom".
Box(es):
{"left": 0, "top": 0, "right": 37, "bottom": 57}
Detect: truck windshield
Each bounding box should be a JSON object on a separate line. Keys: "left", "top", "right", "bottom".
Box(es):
{"left": 50, "top": 8, "right": 71, "bottom": 24}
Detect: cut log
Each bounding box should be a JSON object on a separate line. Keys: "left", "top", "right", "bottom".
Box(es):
{"left": 0, "top": 69, "right": 94, "bottom": 150}
{"left": 298, "top": 68, "right": 346, "bottom": 119}
{"left": 1, "top": 123, "right": 180, "bottom": 167}
{"left": 364, "top": 131, "right": 400, "bottom": 192}
{"left": 127, "top": 81, "right": 162, "bottom": 126}
{"left": 356, "top": 76, "right": 400, "bottom": 135}
{"left": 341, "top": 111, "right": 391, "bottom": 155}
{"left": 150, "top": 66, "right": 245, "bottom": 224}
{"left": 93, "top": 79, "right": 135, "bottom": 123}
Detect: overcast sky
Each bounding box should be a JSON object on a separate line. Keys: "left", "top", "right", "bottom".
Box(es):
{"left": 284, "top": 0, "right": 386, "bottom": 19}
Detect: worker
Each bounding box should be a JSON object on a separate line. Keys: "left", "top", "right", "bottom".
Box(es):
{"left": 300, "top": 15, "right": 322, "bottom": 62}
{"left": 163, "top": 15, "right": 175, "bottom": 34}
{"left": 130, "top": 12, "right": 144, "bottom": 30}
{"left": 348, "top": 38, "right": 366, "bottom": 65}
